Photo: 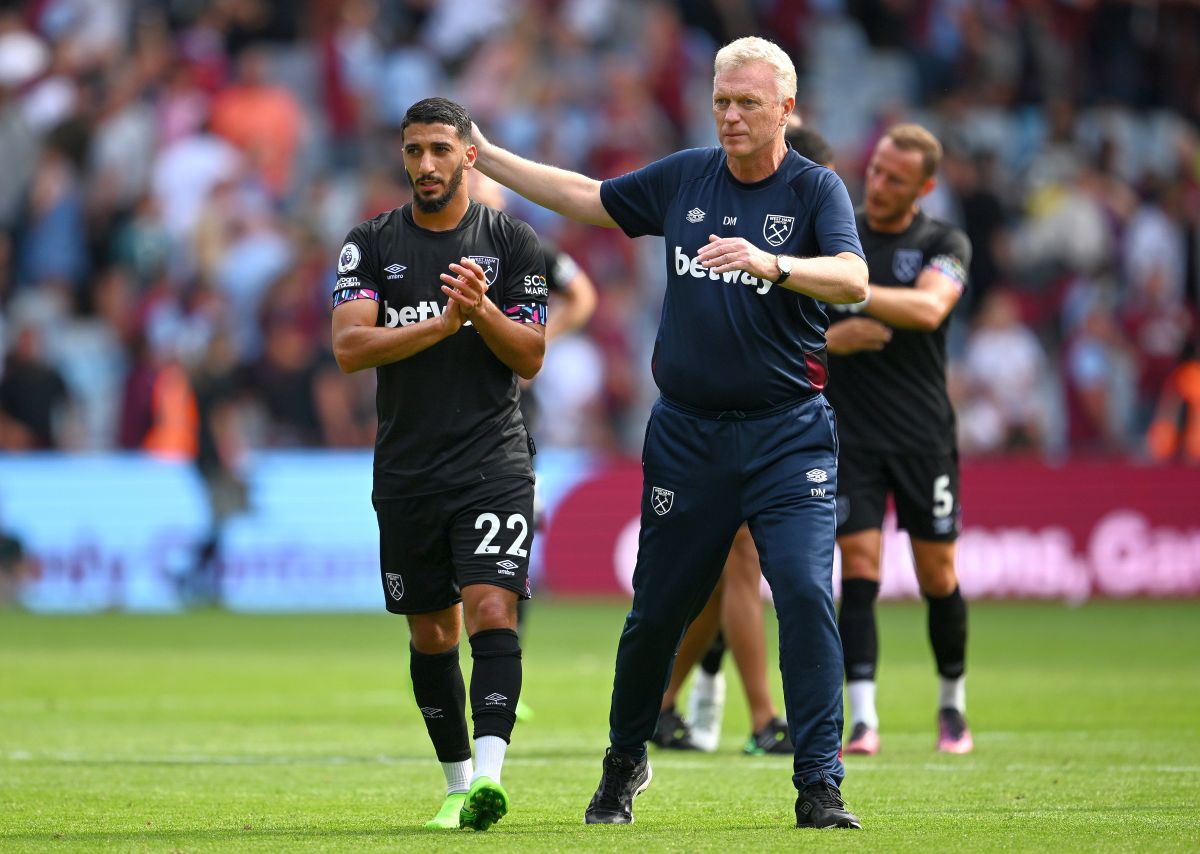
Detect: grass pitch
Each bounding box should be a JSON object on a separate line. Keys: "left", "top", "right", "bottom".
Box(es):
{"left": 1, "top": 600, "right": 1197, "bottom": 852}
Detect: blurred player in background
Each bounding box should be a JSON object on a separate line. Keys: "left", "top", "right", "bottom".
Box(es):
{"left": 654, "top": 118, "right": 839, "bottom": 758}
{"left": 473, "top": 37, "right": 867, "bottom": 829}
{"left": 469, "top": 170, "right": 597, "bottom": 720}
{"left": 824, "top": 124, "right": 974, "bottom": 756}
{"left": 330, "top": 97, "right": 547, "bottom": 831}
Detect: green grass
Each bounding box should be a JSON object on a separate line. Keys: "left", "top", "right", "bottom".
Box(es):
{"left": 1, "top": 600, "right": 1198, "bottom": 852}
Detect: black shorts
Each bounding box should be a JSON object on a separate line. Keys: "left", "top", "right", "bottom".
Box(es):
{"left": 373, "top": 476, "right": 534, "bottom": 615}
{"left": 835, "top": 446, "right": 961, "bottom": 542}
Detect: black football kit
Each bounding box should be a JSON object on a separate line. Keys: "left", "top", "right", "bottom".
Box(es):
{"left": 825, "top": 208, "right": 971, "bottom": 541}
{"left": 332, "top": 201, "right": 547, "bottom": 612}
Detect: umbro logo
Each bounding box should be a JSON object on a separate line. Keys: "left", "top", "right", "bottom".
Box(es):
{"left": 384, "top": 263, "right": 406, "bottom": 279}
{"left": 419, "top": 706, "right": 444, "bottom": 719}
{"left": 806, "top": 469, "right": 828, "bottom": 483}
{"left": 686, "top": 208, "right": 706, "bottom": 223}
{"left": 496, "top": 560, "right": 519, "bottom": 571}
{"left": 484, "top": 693, "right": 508, "bottom": 705}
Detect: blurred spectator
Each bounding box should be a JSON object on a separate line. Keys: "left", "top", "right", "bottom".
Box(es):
{"left": 16, "top": 126, "right": 88, "bottom": 297}
{"left": 0, "top": 509, "right": 36, "bottom": 605}
{"left": 1063, "top": 294, "right": 1137, "bottom": 455}
{"left": 209, "top": 45, "right": 303, "bottom": 198}
{"left": 242, "top": 315, "right": 338, "bottom": 447}
{"left": 187, "top": 330, "right": 249, "bottom": 602}
{"left": 956, "top": 290, "right": 1048, "bottom": 454}
{"left": 943, "top": 149, "right": 1008, "bottom": 318}
{"left": 0, "top": 325, "right": 73, "bottom": 450}
{"left": 117, "top": 333, "right": 198, "bottom": 460}
{"left": 151, "top": 122, "right": 242, "bottom": 242}
{"left": 1146, "top": 339, "right": 1200, "bottom": 463}
{"left": 0, "top": 1, "right": 1196, "bottom": 463}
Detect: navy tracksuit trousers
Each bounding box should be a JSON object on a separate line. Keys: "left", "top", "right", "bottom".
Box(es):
{"left": 608, "top": 393, "right": 846, "bottom": 788}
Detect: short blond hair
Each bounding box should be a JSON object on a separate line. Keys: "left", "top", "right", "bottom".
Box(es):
{"left": 884, "top": 123, "right": 943, "bottom": 179}
{"left": 713, "top": 37, "right": 797, "bottom": 103}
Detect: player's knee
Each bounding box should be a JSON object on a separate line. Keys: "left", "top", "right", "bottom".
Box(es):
{"left": 917, "top": 567, "right": 958, "bottom": 598}
{"left": 916, "top": 556, "right": 955, "bottom": 597}
{"left": 838, "top": 533, "right": 881, "bottom": 581}
{"left": 464, "top": 588, "right": 518, "bottom": 633}
{"left": 841, "top": 549, "right": 880, "bottom": 581}
{"left": 408, "top": 619, "right": 459, "bottom": 654}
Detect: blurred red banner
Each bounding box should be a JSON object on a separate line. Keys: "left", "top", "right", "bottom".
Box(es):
{"left": 541, "top": 459, "right": 1200, "bottom": 600}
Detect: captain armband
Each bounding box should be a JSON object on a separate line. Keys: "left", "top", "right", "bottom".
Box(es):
{"left": 331, "top": 286, "right": 380, "bottom": 310}
{"left": 502, "top": 302, "right": 548, "bottom": 325}
{"left": 927, "top": 255, "right": 967, "bottom": 291}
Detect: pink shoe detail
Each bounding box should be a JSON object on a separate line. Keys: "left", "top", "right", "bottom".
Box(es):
{"left": 844, "top": 722, "right": 880, "bottom": 755}
{"left": 936, "top": 708, "right": 974, "bottom": 754}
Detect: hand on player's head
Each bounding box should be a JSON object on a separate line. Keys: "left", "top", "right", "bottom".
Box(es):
{"left": 469, "top": 121, "right": 488, "bottom": 152}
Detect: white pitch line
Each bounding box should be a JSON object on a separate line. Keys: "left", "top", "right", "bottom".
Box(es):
{"left": 3, "top": 751, "right": 1197, "bottom": 774}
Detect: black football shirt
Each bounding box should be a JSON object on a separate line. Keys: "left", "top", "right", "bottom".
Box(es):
{"left": 825, "top": 208, "right": 971, "bottom": 454}
{"left": 331, "top": 201, "right": 548, "bottom": 497}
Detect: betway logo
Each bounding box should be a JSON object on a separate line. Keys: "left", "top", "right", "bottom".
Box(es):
{"left": 674, "top": 246, "right": 773, "bottom": 295}
{"left": 384, "top": 300, "right": 471, "bottom": 328}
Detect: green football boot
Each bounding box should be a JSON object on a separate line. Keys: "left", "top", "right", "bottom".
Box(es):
{"left": 459, "top": 776, "right": 509, "bottom": 831}
{"left": 423, "top": 792, "right": 467, "bottom": 829}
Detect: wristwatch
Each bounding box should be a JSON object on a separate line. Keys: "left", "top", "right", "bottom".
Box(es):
{"left": 772, "top": 254, "right": 793, "bottom": 285}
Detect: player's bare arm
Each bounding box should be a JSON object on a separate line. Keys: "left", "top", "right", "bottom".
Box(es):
{"left": 442, "top": 257, "right": 545, "bottom": 379}
{"left": 471, "top": 123, "right": 617, "bottom": 228}
{"left": 825, "top": 317, "right": 893, "bottom": 355}
{"left": 697, "top": 234, "right": 868, "bottom": 304}
{"left": 863, "top": 265, "right": 962, "bottom": 332}
{"left": 332, "top": 296, "right": 463, "bottom": 374}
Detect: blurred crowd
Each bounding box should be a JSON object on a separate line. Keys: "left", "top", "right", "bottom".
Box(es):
{"left": 1, "top": 0, "right": 1199, "bottom": 466}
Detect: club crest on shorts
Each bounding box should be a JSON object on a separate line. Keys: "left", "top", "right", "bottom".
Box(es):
{"left": 468, "top": 255, "right": 500, "bottom": 286}
{"left": 651, "top": 486, "right": 675, "bottom": 516}
{"left": 763, "top": 214, "right": 795, "bottom": 248}
{"left": 892, "top": 248, "right": 923, "bottom": 282}
{"left": 384, "top": 572, "right": 404, "bottom": 600}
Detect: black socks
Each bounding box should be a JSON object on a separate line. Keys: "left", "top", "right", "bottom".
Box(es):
{"left": 925, "top": 585, "right": 967, "bottom": 679}
{"left": 468, "top": 628, "right": 523, "bottom": 743}
{"left": 839, "top": 578, "right": 880, "bottom": 681}
{"left": 700, "top": 631, "right": 726, "bottom": 676}
{"left": 409, "top": 644, "right": 471, "bottom": 763}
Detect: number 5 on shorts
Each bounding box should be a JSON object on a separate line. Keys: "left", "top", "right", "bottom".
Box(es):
{"left": 932, "top": 474, "right": 953, "bottom": 519}
{"left": 474, "top": 513, "right": 530, "bottom": 557}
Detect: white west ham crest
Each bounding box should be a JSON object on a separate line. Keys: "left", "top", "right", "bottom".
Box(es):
{"left": 385, "top": 572, "right": 404, "bottom": 600}
{"left": 468, "top": 255, "right": 500, "bottom": 286}
{"left": 892, "top": 249, "right": 923, "bottom": 282}
{"left": 338, "top": 242, "right": 361, "bottom": 273}
{"left": 651, "top": 486, "right": 675, "bottom": 516}
{"left": 763, "top": 214, "right": 795, "bottom": 248}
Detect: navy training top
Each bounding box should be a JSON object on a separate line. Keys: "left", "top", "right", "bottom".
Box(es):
{"left": 601, "top": 146, "right": 863, "bottom": 413}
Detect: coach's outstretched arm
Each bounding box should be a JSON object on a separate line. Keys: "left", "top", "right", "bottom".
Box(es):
{"left": 472, "top": 124, "right": 617, "bottom": 228}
